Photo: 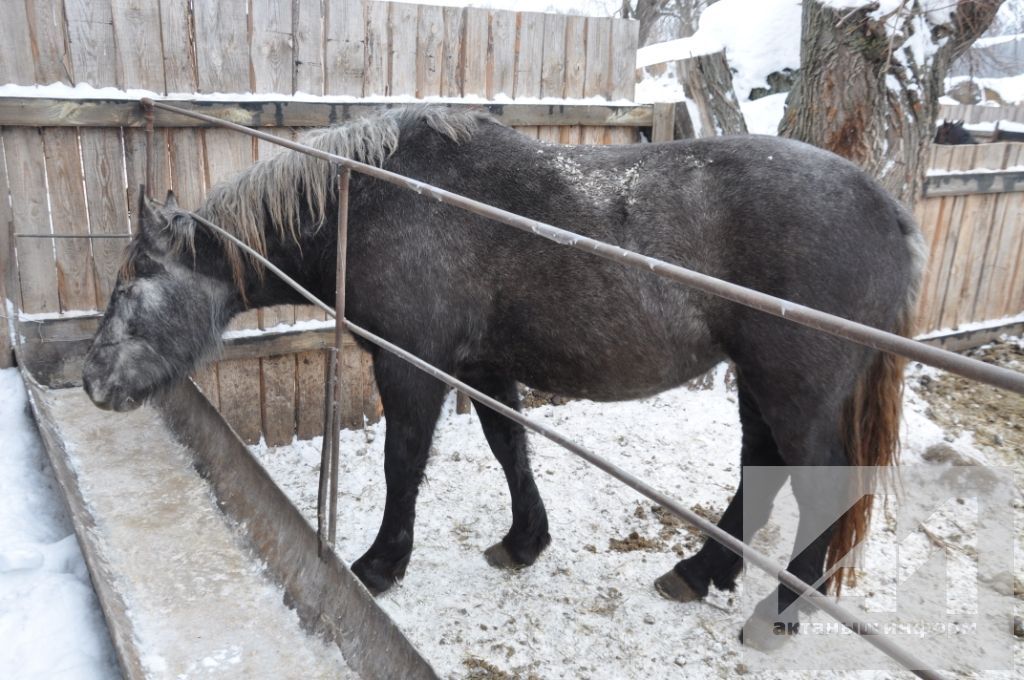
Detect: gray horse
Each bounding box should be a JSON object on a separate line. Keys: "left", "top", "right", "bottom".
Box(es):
{"left": 82, "top": 107, "right": 924, "bottom": 645}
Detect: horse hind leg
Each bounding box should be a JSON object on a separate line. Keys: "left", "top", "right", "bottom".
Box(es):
{"left": 351, "top": 353, "right": 448, "bottom": 594}
{"left": 461, "top": 368, "right": 551, "bottom": 569}
{"left": 656, "top": 380, "right": 786, "bottom": 602}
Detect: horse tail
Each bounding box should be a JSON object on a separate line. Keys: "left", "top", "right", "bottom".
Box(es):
{"left": 826, "top": 206, "right": 924, "bottom": 595}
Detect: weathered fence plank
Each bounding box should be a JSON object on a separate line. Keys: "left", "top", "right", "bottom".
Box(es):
{"left": 364, "top": 1, "right": 390, "bottom": 96}
{"left": 463, "top": 9, "right": 489, "bottom": 97}
{"left": 111, "top": 0, "right": 165, "bottom": 90}
{"left": 65, "top": 0, "right": 117, "bottom": 86}
{"left": 390, "top": 3, "right": 420, "bottom": 97}
{"left": 194, "top": 0, "right": 250, "bottom": 94}
{"left": 416, "top": 5, "right": 444, "bottom": 97}
{"left": 3, "top": 129, "right": 59, "bottom": 314}
{"left": 561, "top": 16, "right": 587, "bottom": 144}
{"left": 0, "top": 136, "right": 16, "bottom": 368}
{"left": 27, "top": 1, "right": 73, "bottom": 85}
{"left": 80, "top": 129, "right": 131, "bottom": 303}
{"left": 489, "top": 11, "right": 517, "bottom": 99}
{"left": 0, "top": 0, "right": 35, "bottom": 85}
{"left": 441, "top": 7, "right": 464, "bottom": 97}
{"left": 515, "top": 12, "right": 545, "bottom": 138}
{"left": 293, "top": 0, "right": 325, "bottom": 95}
{"left": 325, "top": 0, "right": 366, "bottom": 95}
{"left": 251, "top": 0, "right": 295, "bottom": 94}
{"left": 159, "top": 0, "right": 195, "bottom": 94}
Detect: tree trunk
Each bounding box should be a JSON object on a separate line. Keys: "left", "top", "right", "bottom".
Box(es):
{"left": 780, "top": 0, "right": 1004, "bottom": 206}
{"left": 679, "top": 50, "right": 748, "bottom": 136}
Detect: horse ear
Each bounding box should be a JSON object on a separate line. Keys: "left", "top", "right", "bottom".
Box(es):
{"left": 138, "top": 188, "right": 167, "bottom": 235}
{"left": 164, "top": 190, "right": 178, "bottom": 210}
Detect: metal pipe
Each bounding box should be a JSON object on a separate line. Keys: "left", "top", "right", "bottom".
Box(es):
{"left": 317, "top": 347, "right": 338, "bottom": 558}
{"left": 144, "top": 98, "right": 1024, "bottom": 396}
{"left": 189, "top": 210, "right": 944, "bottom": 679}
{"left": 14, "top": 233, "right": 132, "bottom": 239}
{"left": 328, "top": 166, "right": 351, "bottom": 545}
{"left": 141, "top": 99, "right": 155, "bottom": 196}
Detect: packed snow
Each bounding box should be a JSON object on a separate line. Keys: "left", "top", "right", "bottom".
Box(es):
{"left": 251, "top": 362, "right": 1022, "bottom": 679}
{"left": 0, "top": 369, "right": 119, "bottom": 680}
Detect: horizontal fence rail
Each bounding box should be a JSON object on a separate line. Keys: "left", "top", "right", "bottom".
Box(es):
{"left": 145, "top": 98, "right": 1024, "bottom": 397}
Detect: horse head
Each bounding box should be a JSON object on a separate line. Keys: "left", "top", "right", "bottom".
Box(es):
{"left": 83, "top": 190, "right": 236, "bottom": 411}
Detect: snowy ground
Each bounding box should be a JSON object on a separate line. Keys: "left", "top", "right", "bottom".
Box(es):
{"left": 0, "top": 368, "right": 119, "bottom": 680}
{"left": 252, "top": 359, "right": 1023, "bottom": 679}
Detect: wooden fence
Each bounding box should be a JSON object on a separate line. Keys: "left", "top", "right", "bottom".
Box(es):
{"left": 916, "top": 141, "right": 1024, "bottom": 334}
{"left": 0, "top": 0, "right": 641, "bottom": 445}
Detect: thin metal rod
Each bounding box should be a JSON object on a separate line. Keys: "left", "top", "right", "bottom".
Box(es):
{"left": 317, "top": 347, "right": 338, "bottom": 558}
{"left": 14, "top": 233, "right": 131, "bottom": 239}
{"left": 328, "top": 167, "right": 351, "bottom": 545}
{"left": 189, "top": 210, "right": 944, "bottom": 679}
{"left": 146, "top": 98, "right": 1024, "bottom": 396}
{"left": 142, "top": 99, "right": 155, "bottom": 196}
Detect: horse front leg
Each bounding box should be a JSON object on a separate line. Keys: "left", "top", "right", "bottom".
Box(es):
{"left": 463, "top": 370, "right": 550, "bottom": 569}
{"left": 351, "top": 354, "right": 447, "bottom": 594}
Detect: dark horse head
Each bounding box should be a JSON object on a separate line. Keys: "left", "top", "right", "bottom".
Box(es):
{"left": 934, "top": 119, "right": 976, "bottom": 145}
{"left": 82, "top": 191, "right": 242, "bottom": 411}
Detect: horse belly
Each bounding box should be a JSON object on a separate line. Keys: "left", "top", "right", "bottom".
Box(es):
{"left": 508, "top": 312, "right": 722, "bottom": 402}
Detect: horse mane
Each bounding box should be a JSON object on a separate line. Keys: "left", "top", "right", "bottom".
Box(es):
{"left": 122, "top": 107, "right": 485, "bottom": 294}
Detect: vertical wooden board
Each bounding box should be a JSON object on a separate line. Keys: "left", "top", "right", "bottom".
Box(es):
{"left": 416, "top": 5, "right": 444, "bottom": 97}
{"left": 293, "top": 0, "right": 325, "bottom": 95}
{"left": 167, "top": 129, "right": 206, "bottom": 208}
{"left": 488, "top": 11, "right": 516, "bottom": 99}
{"left": 296, "top": 349, "right": 327, "bottom": 440}
{"left": 2, "top": 129, "right": 59, "bottom": 314}
{"left": 924, "top": 145, "right": 974, "bottom": 331}
{"left": 193, "top": 0, "right": 250, "bottom": 93}
{"left": 251, "top": 0, "right": 294, "bottom": 94}
{"left": 1005, "top": 194, "right": 1024, "bottom": 317}
{"left": 339, "top": 332, "right": 378, "bottom": 429}
{"left": 388, "top": 2, "right": 418, "bottom": 97}
{"left": 539, "top": 13, "right": 566, "bottom": 98}
{"left": 462, "top": 9, "right": 489, "bottom": 98}
{"left": 951, "top": 144, "right": 1006, "bottom": 327}
{"left": 515, "top": 12, "right": 544, "bottom": 96}
{"left": 42, "top": 129, "right": 96, "bottom": 312}
{"left": 973, "top": 144, "right": 1019, "bottom": 320}
{"left": 915, "top": 145, "right": 956, "bottom": 331}
{"left": 0, "top": 0, "right": 34, "bottom": 85}
{"left": 325, "top": 0, "right": 366, "bottom": 96}
{"left": 111, "top": 0, "right": 165, "bottom": 90}
{"left": 27, "top": 0, "right": 73, "bottom": 84}
{"left": 561, "top": 15, "right": 587, "bottom": 145}
{"left": 65, "top": 0, "right": 118, "bottom": 86}
{"left": 583, "top": 18, "right": 612, "bottom": 100}
{"left": 260, "top": 306, "right": 298, "bottom": 446}
{"left": 216, "top": 357, "right": 264, "bottom": 444}
{"left": 440, "top": 7, "right": 464, "bottom": 97}
{"left": 364, "top": 1, "right": 389, "bottom": 96}
{"left": 609, "top": 19, "right": 639, "bottom": 101}
{"left": 124, "top": 128, "right": 171, "bottom": 231}
{"left": 159, "top": 0, "right": 196, "bottom": 93}
{"left": 80, "top": 129, "right": 132, "bottom": 305}
{"left": 935, "top": 146, "right": 983, "bottom": 329}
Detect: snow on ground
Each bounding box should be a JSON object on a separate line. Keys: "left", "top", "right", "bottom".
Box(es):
{"left": 0, "top": 368, "right": 119, "bottom": 680}
{"left": 252, "top": 362, "right": 1023, "bottom": 679}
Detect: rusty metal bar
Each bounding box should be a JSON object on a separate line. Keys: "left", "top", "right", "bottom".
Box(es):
{"left": 14, "top": 233, "right": 131, "bottom": 239}
{"left": 141, "top": 100, "right": 155, "bottom": 196}
{"left": 142, "top": 98, "right": 1024, "bottom": 396}
{"left": 187, "top": 209, "right": 944, "bottom": 679}
{"left": 317, "top": 347, "right": 337, "bottom": 557}
{"left": 328, "top": 167, "right": 352, "bottom": 545}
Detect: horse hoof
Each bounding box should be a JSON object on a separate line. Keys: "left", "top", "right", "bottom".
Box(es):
{"left": 484, "top": 542, "right": 526, "bottom": 569}
{"left": 351, "top": 557, "right": 400, "bottom": 595}
{"left": 655, "top": 569, "right": 704, "bottom": 602}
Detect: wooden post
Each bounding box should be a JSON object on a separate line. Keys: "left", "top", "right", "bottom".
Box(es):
{"left": 651, "top": 103, "right": 676, "bottom": 142}
{"left": 0, "top": 136, "right": 15, "bottom": 368}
